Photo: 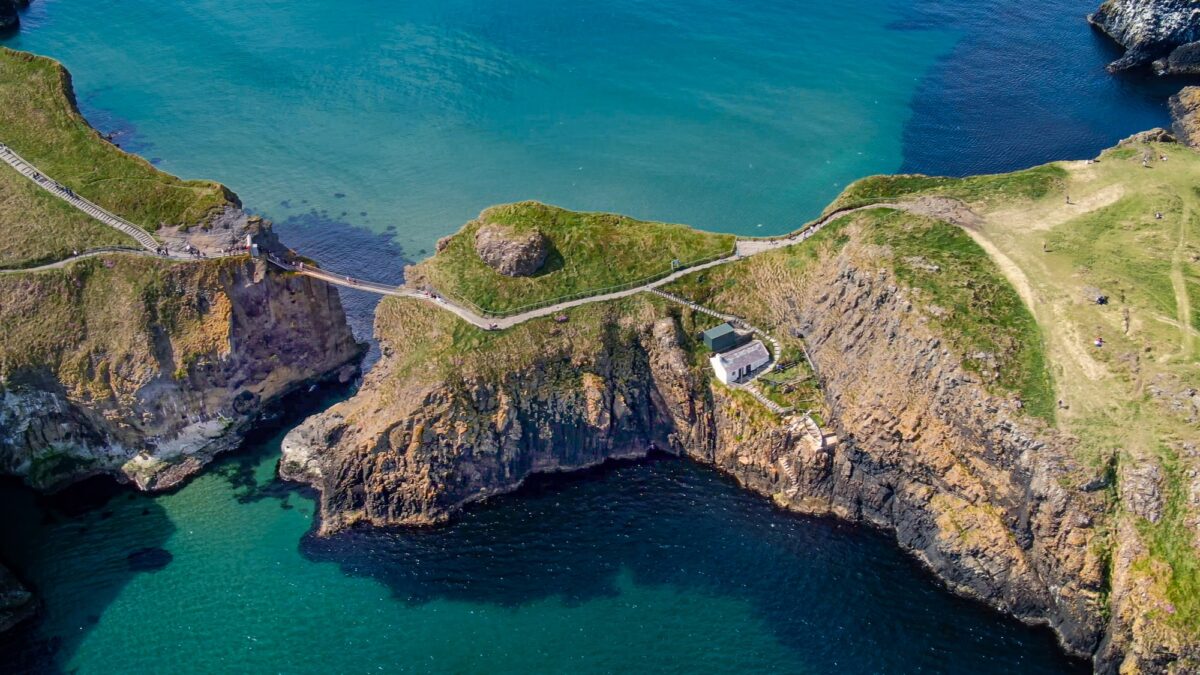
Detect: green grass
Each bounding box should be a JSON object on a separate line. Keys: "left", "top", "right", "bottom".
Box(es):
{"left": 1, "top": 254, "right": 238, "bottom": 401}
{"left": 869, "top": 209, "right": 1055, "bottom": 421}
{"left": 0, "top": 161, "right": 137, "bottom": 269}
{"left": 1139, "top": 442, "right": 1200, "bottom": 632}
{"left": 409, "top": 201, "right": 735, "bottom": 315}
{"left": 828, "top": 163, "right": 1067, "bottom": 212}
{"left": 0, "top": 48, "right": 236, "bottom": 231}
{"left": 1046, "top": 190, "right": 1195, "bottom": 333}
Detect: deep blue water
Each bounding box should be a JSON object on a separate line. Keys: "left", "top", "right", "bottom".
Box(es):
{"left": 0, "top": 0, "right": 1189, "bottom": 671}
{"left": 0, "top": 402, "right": 1087, "bottom": 673}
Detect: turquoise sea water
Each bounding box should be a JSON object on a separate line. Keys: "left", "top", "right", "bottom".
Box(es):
{"left": 0, "top": 390, "right": 1084, "bottom": 673}
{"left": 0, "top": 0, "right": 1187, "bottom": 671}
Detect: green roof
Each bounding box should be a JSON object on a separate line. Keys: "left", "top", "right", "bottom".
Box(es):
{"left": 702, "top": 323, "right": 735, "bottom": 339}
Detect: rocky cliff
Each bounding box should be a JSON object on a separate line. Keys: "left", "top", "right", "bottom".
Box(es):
{"left": 1089, "top": 0, "right": 1200, "bottom": 73}
{"left": 0, "top": 0, "right": 26, "bottom": 32}
{"left": 282, "top": 211, "right": 1114, "bottom": 664}
{"left": 1170, "top": 86, "right": 1200, "bottom": 147}
{"left": 1, "top": 254, "right": 361, "bottom": 492}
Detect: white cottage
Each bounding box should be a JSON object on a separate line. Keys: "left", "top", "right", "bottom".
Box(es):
{"left": 709, "top": 339, "right": 770, "bottom": 385}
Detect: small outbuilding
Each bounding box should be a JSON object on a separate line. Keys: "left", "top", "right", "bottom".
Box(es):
{"left": 710, "top": 339, "right": 770, "bottom": 385}
{"left": 701, "top": 323, "right": 739, "bottom": 352}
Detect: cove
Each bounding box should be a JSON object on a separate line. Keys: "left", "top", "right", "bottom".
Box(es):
{"left": 0, "top": 0, "right": 1176, "bottom": 670}
{"left": 0, "top": 387, "right": 1086, "bottom": 673}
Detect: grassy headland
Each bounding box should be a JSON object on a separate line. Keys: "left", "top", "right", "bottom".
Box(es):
{"left": 1, "top": 254, "right": 239, "bottom": 402}
{"left": 0, "top": 48, "right": 236, "bottom": 231}
{"left": 827, "top": 163, "right": 1067, "bottom": 213}
{"left": 402, "top": 136, "right": 1199, "bottom": 640}
{"left": 864, "top": 137, "right": 1200, "bottom": 637}
{"left": 407, "top": 201, "right": 735, "bottom": 315}
{"left": 0, "top": 160, "right": 134, "bottom": 269}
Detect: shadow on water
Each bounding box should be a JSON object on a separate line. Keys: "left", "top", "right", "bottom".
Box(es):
{"left": 0, "top": 476, "right": 176, "bottom": 674}
{"left": 301, "top": 455, "right": 1089, "bottom": 674}
{"left": 899, "top": 0, "right": 1199, "bottom": 177}
{"left": 269, "top": 211, "right": 412, "bottom": 369}
{"left": 0, "top": 381, "right": 355, "bottom": 673}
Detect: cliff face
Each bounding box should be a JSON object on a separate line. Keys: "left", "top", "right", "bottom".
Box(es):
{"left": 1089, "top": 0, "right": 1200, "bottom": 72}
{"left": 281, "top": 299, "right": 699, "bottom": 531}
{"left": 1170, "top": 86, "right": 1200, "bottom": 147}
{"left": 283, "top": 216, "right": 1111, "bottom": 662}
{"left": 0, "top": 255, "right": 361, "bottom": 492}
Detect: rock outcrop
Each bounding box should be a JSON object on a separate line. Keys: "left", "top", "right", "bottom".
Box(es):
{"left": 1088, "top": 0, "right": 1200, "bottom": 72}
{"left": 283, "top": 216, "right": 1109, "bottom": 663}
{"left": 1170, "top": 86, "right": 1200, "bottom": 148}
{"left": 474, "top": 223, "right": 549, "bottom": 277}
{"left": 0, "top": 255, "right": 362, "bottom": 492}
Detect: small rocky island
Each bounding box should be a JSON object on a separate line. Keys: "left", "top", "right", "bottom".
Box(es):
{"left": 283, "top": 131, "right": 1200, "bottom": 672}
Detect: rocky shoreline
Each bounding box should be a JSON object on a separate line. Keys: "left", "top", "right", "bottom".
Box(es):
{"left": 1089, "top": 0, "right": 1200, "bottom": 73}
{"left": 1, "top": 254, "right": 362, "bottom": 493}
{"left": 281, "top": 211, "right": 1118, "bottom": 665}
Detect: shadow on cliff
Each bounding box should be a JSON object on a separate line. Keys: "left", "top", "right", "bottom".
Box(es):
{"left": 266, "top": 209, "right": 412, "bottom": 370}
{"left": 299, "top": 456, "right": 1087, "bottom": 674}
{"left": 0, "top": 476, "right": 176, "bottom": 674}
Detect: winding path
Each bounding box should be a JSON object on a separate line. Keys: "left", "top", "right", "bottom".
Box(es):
{"left": 1, "top": 137, "right": 901, "bottom": 332}
{"left": 266, "top": 201, "right": 899, "bottom": 330}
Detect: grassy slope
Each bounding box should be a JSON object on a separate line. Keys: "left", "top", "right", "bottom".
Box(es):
{"left": 1, "top": 255, "right": 237, "bottom": 402}
{"left": 667, "top": 207, "right": 1053, "bottom": 421}
{"left": 0, "top": 48, "right": 235, "bottom": 232}
{"left": 827, "top": 163, "right": 1068, "bottom": 213}
{"left": 409, "top": 201, "right": 735, "bottom": 314}
{"left": 932, "top": 140, "right": 1199, "bottom": 637}
{"left": 0, "top": 160, "right": 135, "bottom": 269}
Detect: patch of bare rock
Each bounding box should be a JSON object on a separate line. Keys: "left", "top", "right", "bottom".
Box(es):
{"left": 474, "top": 223, "right": 550, "bottom": 277}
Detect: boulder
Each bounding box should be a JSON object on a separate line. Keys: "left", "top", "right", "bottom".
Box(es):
{"left": 474, "top": 223, "right": 549, "bottom": 277}
{"left": 1170, "top": 86, "right": 1200, "bottom": 149}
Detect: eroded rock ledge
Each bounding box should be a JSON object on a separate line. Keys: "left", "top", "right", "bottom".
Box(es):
{"left": 282, "top": 215, "right": 1111, "bottom": 666}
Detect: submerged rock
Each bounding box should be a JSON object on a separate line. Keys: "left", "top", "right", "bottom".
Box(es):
{"left": 474, "top": 224, "right": 550, "bottom": 277}
{"left": 126, "top": 547, "right": 173, "bottom": 572}
{"left": 1088, "top": 0, "right": 1200, "bottom": 72}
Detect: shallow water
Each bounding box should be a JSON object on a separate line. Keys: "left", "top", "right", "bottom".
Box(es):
{"left": 0, "top": 0, "right": 1184, "bottom": 670}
